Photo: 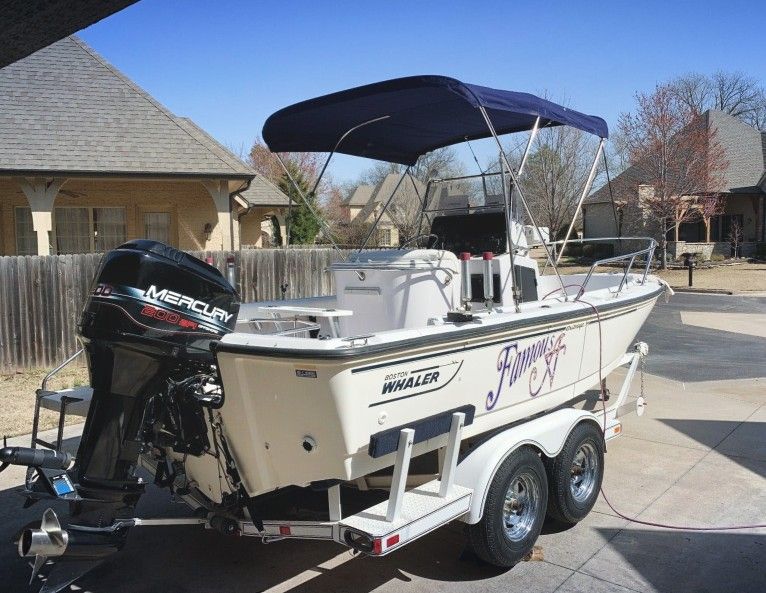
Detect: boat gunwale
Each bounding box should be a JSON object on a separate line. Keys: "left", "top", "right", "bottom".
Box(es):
{"left": 213, "top": 284, "right": 665, "bottom": 361}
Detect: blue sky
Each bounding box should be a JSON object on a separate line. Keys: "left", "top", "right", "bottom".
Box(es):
{"left": 80, "top": 0, "right": 766, "bottom": 183}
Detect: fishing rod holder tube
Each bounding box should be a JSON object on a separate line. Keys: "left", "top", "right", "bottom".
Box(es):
{"left": 459, "top": 252, "right": 472, "bottom": 309}
{"left": 482, "top": 252, "right": 494, "bottom": 311}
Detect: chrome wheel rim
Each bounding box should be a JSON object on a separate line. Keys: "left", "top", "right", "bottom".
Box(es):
{"left": 502, "top": 471, "right": 542, "bottom": 542}
{"left": 570, "top": 442, "right": 598, "bottom": 503}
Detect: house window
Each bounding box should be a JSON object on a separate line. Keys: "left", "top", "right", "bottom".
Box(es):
{"left": 144, "top": 212, "right": 171, "bottom": 244}
{"left": 94, "top": 208, "right": 126, "bottom": 251}
{"left": 55, "top": 207, "right": 90, "bottom": 254}
{"left": 53, "top": 207, "right": 126, "bottom": 254}
{"left": 379, "top": 227, "right": 392, "bottom": 247}
{"left": 14, "top": 207, "right": 37, "bottom": 255}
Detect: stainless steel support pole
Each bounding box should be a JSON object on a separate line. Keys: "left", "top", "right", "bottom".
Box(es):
{"left": 478, "top": 106, "right": 569, "bottom": 300}
{"left": 517, "top": 116, "right": 541, "bottom": 177}
{"left": 556, "top": 139, "right": 605, "bottom": 265}
{"left": 496, "top": 153, "right": 520, "bottom": 311}
{"left": 308, "top": 115, "right": 391, "bottom": 199}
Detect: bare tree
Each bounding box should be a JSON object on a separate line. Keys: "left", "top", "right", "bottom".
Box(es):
{"left": 699, "top": 194, "right": 725, "bottom": 242}
{"left": 248, "top": 138, "right": 326, "bottom": 189}
{"left": 515, "top": 125, "right": 599, "bottom": 243}
{"left": 618, "top": 84, "right": 728, "bottom": 267}
{"left": 670, "top": 70, "right": 766, "bottom": 130}
{"left": 359, "top": 146, "right": 462, "bottom": 187}
{"left": 727, "top": 217, "right": 744, "bottom": 258}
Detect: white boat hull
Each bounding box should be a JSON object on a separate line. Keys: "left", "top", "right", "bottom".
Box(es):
{"left": 213, "top": 284, "right": 662, "bottom": 498}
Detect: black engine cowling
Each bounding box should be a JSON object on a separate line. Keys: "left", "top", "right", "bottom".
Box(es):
{"left": 75, "top": 241, "right": 238, "bottom": 499}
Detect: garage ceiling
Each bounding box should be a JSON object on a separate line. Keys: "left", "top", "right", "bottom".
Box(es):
{"left": 0, "top": 0, "right": 138, "bottom": 69}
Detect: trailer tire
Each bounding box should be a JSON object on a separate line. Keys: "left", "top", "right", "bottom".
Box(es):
{"left": 467, "top": 446, "right": 547, "bottom": 567}
{"left": 545, "top": 421, "right": 604, "bottom": 525}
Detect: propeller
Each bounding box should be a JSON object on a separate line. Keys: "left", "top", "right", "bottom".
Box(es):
{"left": 18, "top": 508, "right": 69, "bottom": 584}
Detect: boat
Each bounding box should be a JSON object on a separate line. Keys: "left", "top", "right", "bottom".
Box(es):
{"left": 2, "top": 75, "right": 667, "bottom": 591}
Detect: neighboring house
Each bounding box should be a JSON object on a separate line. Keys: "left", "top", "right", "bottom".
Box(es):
{"left": 237, "top": 175, "right": 291, "bottom": 247}
{"left": 342, "top": 173, "right": 425, "bottom": 247}
{"left": 583, "top": 110, "right": 766, "bottom": 259}
{"left": 0, "top": 35, "right": 289, "bottom": 256}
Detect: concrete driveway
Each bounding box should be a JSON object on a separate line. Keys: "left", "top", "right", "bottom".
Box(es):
{"left": 0, "top": 293, "right": 764, "bottom": 593}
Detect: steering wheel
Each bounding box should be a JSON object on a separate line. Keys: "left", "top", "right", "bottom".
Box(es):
{"left": 400, "top": 233, "right": 439, "bottom": 249}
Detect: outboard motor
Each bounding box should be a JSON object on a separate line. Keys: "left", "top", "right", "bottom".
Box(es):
{"left": 10, "top": 241, "right": 239, "bottom": 590}
{"left": 75, "top": 240, "right": 238, "bottom": 499}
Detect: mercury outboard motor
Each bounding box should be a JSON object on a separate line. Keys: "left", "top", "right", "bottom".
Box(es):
{"left": 75, "top": 240, "right": 238, "bottom": 498}
{"left": 11, "top": 241, "right": 239, "bottom": 590}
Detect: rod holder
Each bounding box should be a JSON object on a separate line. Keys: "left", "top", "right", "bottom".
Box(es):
{"left": 482, "top": 252, "right": 494, "bottom": 311}
{"left": 459, "top": 252, "right": 472, "bottom": 309}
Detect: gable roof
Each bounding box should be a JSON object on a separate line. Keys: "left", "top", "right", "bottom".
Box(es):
{"left": 0, "top": 36, "right": 254, "bottom": 179}
{"left": 707, "top": 109, "right": 766, "bottom": 192}
{"left": 346, "top": 184, "right": 375, "bottom": 207}
{"left": 587, "top": 110, "right": 766, "bottom": 204}
{"left": 236, "top": 174, "right": 291, "bottom": 207}
{"left": 344, "top": 173, "right": 426, "bottom": 224}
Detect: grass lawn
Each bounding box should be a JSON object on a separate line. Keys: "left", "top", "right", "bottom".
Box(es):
{"left": 532, "top": 248, "right": 766, "bottom": 292}
{"left": 0, "top": 364, "right": 88, "bottom": 437}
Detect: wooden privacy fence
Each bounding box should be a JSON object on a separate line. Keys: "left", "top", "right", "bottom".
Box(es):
{"left": 0, "top": 248, "right": 350, "bottom": 371}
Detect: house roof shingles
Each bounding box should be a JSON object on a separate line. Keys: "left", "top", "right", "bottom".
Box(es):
{"left": 587, "top": 110, "right": 766, "bottom": 204}
{"left": 346, "top": 184, "right": 375, "bottom": 207}
{"left": 237, "top": 174, "right": 291, "bottom": 207}
{"left": 0, "top": 36, "right": 254, "bottom": 178}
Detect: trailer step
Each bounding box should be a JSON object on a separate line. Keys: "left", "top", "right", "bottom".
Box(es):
{"left": 339, "top": 479, "right": 472, "bottom": 555}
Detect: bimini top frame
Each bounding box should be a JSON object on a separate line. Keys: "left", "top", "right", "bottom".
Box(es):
{"left": 263, "top": 75, "right": 609, "bottom": 306}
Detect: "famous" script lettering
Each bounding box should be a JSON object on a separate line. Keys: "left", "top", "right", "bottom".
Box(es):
{"left": 485, "top": 332, "right": 567, "bottom": 410}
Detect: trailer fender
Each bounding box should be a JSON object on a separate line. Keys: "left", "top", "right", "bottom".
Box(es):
{"left": 454, "top": 408, "right": 600, "bottom": 524}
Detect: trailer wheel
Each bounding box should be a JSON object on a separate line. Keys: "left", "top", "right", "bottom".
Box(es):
{"left": 467, "top": 446, "right": 547, "bottom": 567}
{"left": 545, "top": 422, "right": 604, "bottom": 525}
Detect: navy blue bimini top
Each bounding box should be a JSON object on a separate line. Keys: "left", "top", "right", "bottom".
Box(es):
{"left": 263, "top": 75, "right": 608, "bottom": 165}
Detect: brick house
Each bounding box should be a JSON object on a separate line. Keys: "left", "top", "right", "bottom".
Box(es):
{"left": 0, "top": 35, "right": 289, "bottom": 256}
{"left": 583, "top": 110, "right": 766, "bottom": 259}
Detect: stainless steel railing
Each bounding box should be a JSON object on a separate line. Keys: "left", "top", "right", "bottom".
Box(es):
{"left": 542, "top": 237, "right": 657, "bottom": 300}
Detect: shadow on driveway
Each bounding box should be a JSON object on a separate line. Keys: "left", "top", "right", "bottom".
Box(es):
{"left": 658, "top": 419, "right": 766, "bottom": 478}
{"left": 591, "top": 528, "right": 765, "bottom": 593}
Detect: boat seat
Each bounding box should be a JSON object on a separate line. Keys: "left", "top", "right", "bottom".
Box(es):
{"left": 331, "top": 249, "right": 460, "bottom": 336}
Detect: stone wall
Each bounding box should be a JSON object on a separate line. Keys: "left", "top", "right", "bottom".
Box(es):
{"left": 666, "top": 241, "right": 757, "bottom": 260}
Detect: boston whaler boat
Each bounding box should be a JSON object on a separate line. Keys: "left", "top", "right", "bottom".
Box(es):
{"left": 2, "top": 76, "right": 668, "bottom": 591}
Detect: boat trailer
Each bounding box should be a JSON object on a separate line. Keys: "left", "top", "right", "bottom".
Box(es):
{"left": 8, "top": 342, "right": 647, "bottom": 586}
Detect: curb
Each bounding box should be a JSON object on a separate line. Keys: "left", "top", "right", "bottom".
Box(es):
{"left": 5, "top": 423, "right": 84, "bottom": 448}
{"left": 671, "top": 287, "right": 733, "bottom": 295}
